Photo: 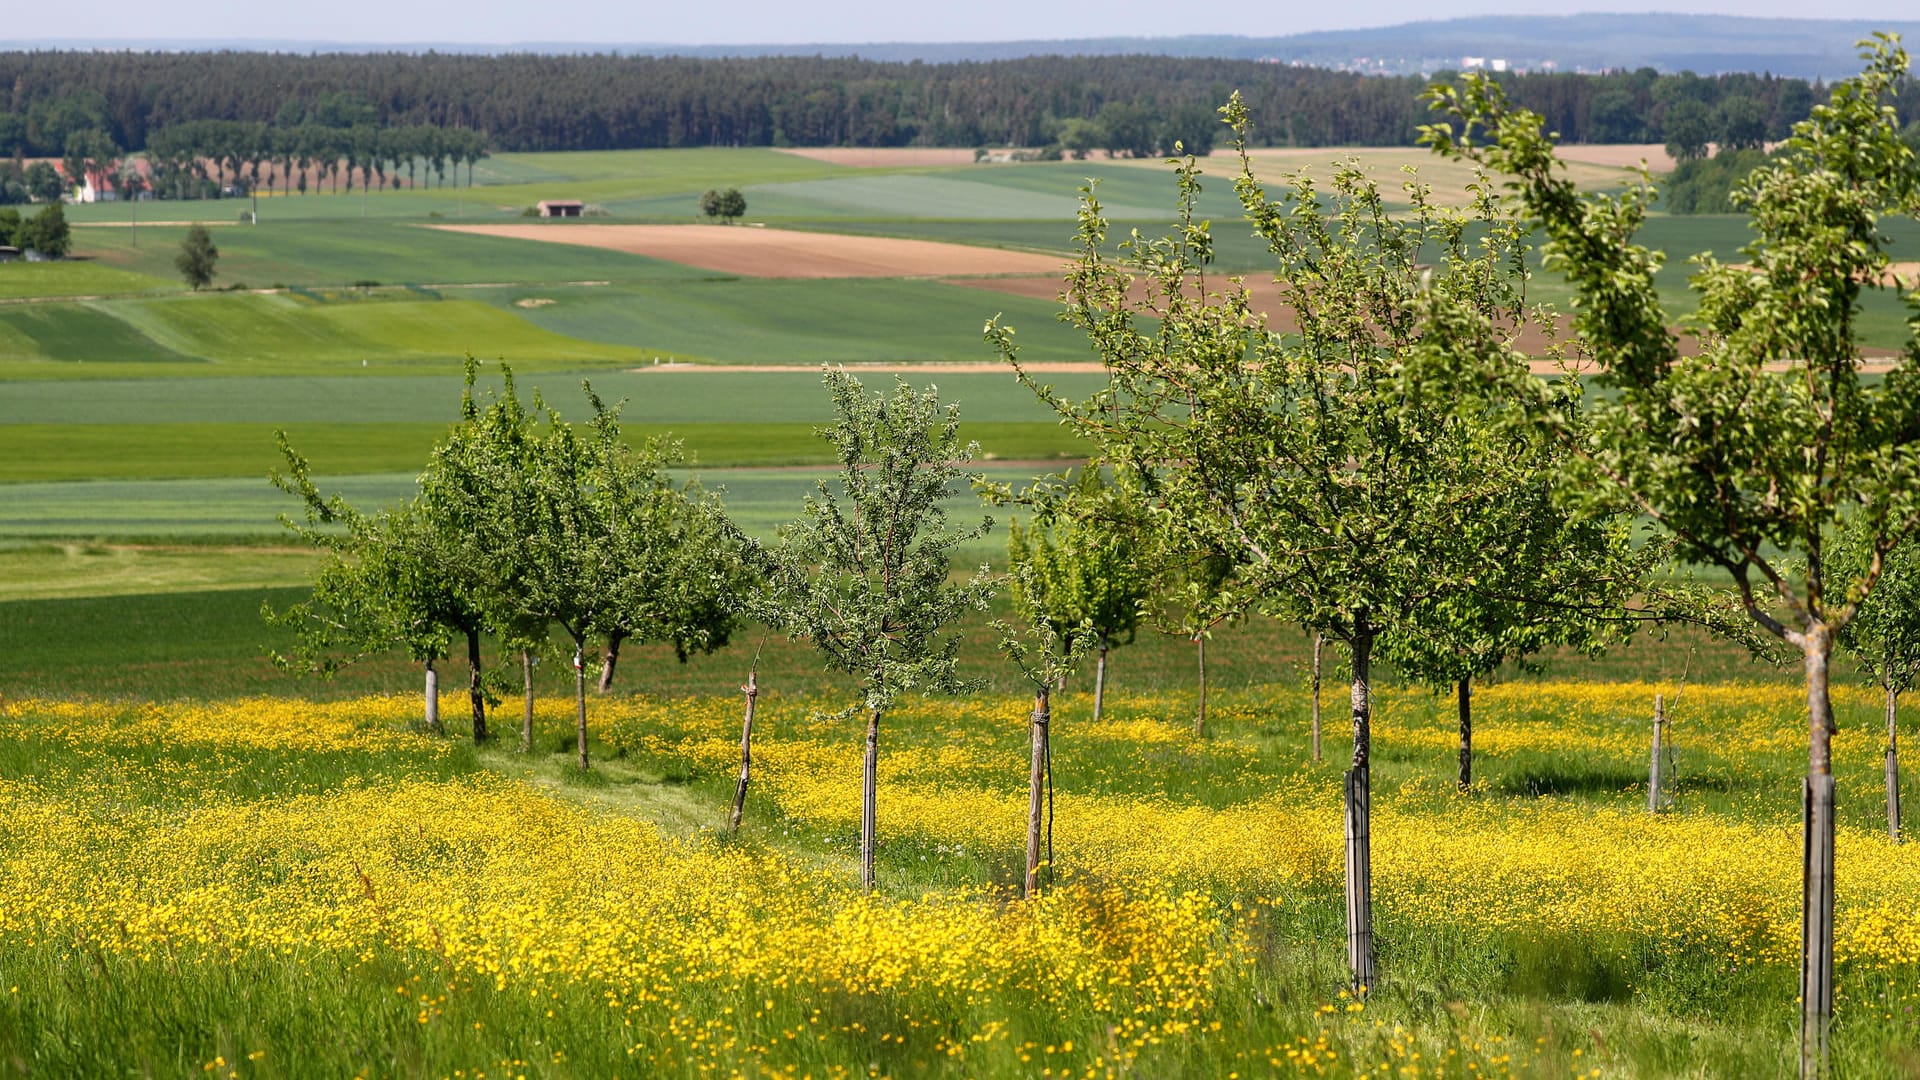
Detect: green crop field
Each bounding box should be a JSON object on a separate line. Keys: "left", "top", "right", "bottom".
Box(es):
{"left": 0, "top": 465, "right": 1031, "bottom": 549}
{"left": 0, "top": 368, "right": 1105, "bottom": 425}
{"left": 0, "top": 420, "right": 1083, "bottom": 482}
{"left": 0, "top": 260, "right": 174, "bottom": 299}
{"left": 0, "top": 290, "right": 678, "bottom": 379}
{"left": 72, "top": 220, "right": 706, "bottom": 289}
{"left": 474, "top": 277, "right": 1095, "bottom": 366}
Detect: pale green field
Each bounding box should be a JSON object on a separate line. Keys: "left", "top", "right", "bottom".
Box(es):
{"left": 0, "top": 466, "right": 1027, "bottom": 558}
{"left": 0, "top": 541, "right": 324, "bottom": 602}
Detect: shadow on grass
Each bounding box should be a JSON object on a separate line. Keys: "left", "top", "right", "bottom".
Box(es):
{"left": 1495, "top": 760, "right": 1645, "bottom": 799}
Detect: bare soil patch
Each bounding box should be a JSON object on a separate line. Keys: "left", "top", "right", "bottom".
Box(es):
{"left": 774, "top": 147, "right": 983, "bottom": 168}
{"left": 1729, "top": 261, "right": 1920, "bottom": 289}
{"left": 429, "top": 224, "right": 1069, "bottom": 279}
{"left": 945, "top": 275, "right": 1900, "bottom": 371}
{"left": 1880, "top": 262, "right": 1920, "bottom": 289}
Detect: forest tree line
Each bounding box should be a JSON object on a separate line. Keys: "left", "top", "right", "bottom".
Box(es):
{"left": 2, "top": 50, "right": 1912, "bottom": 156}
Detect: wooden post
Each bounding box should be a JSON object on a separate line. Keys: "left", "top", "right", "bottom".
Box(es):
{"left": 1456, "top": 676, "right": 1472, "bottom": 792}
{"left": 573, "top": 644, "right": 589, "bottom": 771}
{"left": 1025, "top": 689, "right": 1050, "bottom": 897}
{"left": 1648, "top": 693, "right": 1665, "bottom": 814}
{"left": 520, "top": 649, "right": 535, "bottom": 754}
{"left": 861, "top": 707, "right": 882, "bottom": 892}
{"left": 1093, "top": 638, "right": 1109, "bottom": 722}
{"left": 728, "top": 668, "right": 759, "bottom": 835}
{"left": 1311, "top": 631, "right": 1324, "bottom": 763}
{"left": 1193, "top": 635, "right": 1208, "bottom": 736}
{"left": 1887, "top": 685, "right": 1902, "bottom": 843}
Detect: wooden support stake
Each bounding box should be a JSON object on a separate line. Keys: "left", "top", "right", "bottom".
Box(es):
{"left": 1025, "top": 689, "right": 1050, "bottom": 898}
{"left": 1310, "top": 631, "right": 1323, "bottom": 762}
{"left": 728, "top": 667, "right": 758, "bottom": 835}
{"left": 1888, "top": 685, "right": 1902, "bottom": 843}
{"left": 1648, "top": 693, "right": 1665, "bottom": 814}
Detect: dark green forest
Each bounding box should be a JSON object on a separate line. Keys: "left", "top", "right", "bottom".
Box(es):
{"left": 3, "top": 51, "right": 1909, "bottom": 157}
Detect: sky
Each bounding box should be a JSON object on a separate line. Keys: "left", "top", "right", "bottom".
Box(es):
{"left": 2, "top": 1, "right": 1918, "bottom": 46}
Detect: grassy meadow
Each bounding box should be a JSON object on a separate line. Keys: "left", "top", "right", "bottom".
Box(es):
{"left": 2, "top": 142, "right": 1917, "bottom": 1078}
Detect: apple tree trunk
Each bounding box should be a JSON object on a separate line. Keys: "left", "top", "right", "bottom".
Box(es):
{"left": 598, "top": 631, "right": 624, "bottom": 694}
{"left": 466, "top": 628, "right": 488, "bottom": 744}
{"left": 1093, "top": 639, "right": 1109, "bottom": 722}
{"left": 520, "top": 648, "right": 535, "bottom": 753}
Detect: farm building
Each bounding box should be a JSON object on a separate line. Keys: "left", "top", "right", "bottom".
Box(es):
{"left": 537, "top": 200, "right": 584, "bottom": 218}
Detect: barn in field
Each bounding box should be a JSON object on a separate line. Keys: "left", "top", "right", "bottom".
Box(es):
{"left": 537, "top": 200, "right": 583, "bottom": 218}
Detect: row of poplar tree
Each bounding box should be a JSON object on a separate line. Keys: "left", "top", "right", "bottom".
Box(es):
{"left": 10, "top": 120, "right": 491, "bottom": 206}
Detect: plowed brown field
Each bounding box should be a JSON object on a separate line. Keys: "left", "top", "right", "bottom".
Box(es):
{"left": 428, "top": 224, "right": 1069, "bottom": 278}
{"left": 944, "top": 275, "right": 1900, "bottom": 371}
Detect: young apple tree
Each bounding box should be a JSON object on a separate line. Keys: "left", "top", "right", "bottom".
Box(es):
{"left": 269, "top": 435, "right": 491, "bottom": 738}
{"left": 1378, "top": 434, "right": 1659, "bottom": 791}
{"left": 754, "top": 368, "right": 995, "bottom": 892}
{"left": 1151, "top": 548, "right": 1241, "bottom": 736}
{"left": 1004, "top": 468, "right": 1153, "bottom": 720}
{"left": 510, "top": 387, "right": 739, "bottom": 771}
{"left": 989, "top": 101, "right": 1551, "bottom": 992}
{"left": 995, "top": 563, "right": 1095, "bottom": 898}
{"left": 1422, "top": 37, "right": 1920, "bottom": 1075}
{"left": 1837, "top": 529, "right": 1920, "bottom": 841}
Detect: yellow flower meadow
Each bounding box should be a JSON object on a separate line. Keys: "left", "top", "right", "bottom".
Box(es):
{"left": 0, "top": 685, "right": 1914, "bottom": 1076}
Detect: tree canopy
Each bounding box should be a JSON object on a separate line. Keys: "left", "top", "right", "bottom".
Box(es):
{"left": 1420, "top": 35, "right": 1920, "bottom": 1076}
{"left": 0, "top": 50, "right": 1868, "bottom": 155}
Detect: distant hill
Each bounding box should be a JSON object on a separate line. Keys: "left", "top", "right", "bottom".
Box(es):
{"left": 8, "top": 14, "right": 1920, "bottom": 79}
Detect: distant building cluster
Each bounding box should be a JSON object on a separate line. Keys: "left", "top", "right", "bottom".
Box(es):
{"left": 1264, "top": 53, "right": 1587, "bottom": 78}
